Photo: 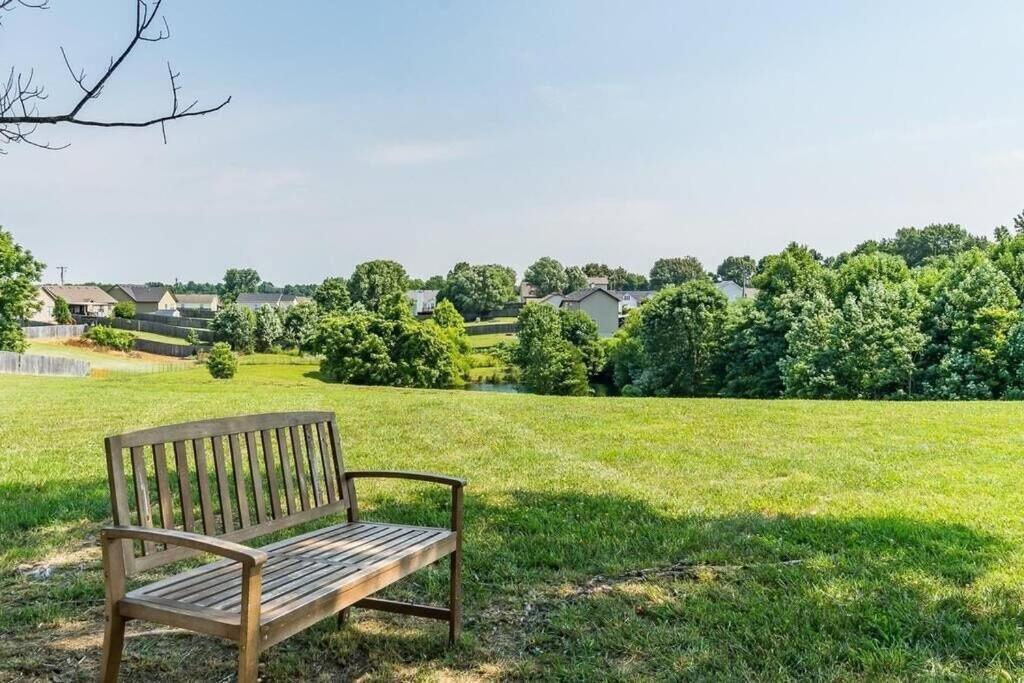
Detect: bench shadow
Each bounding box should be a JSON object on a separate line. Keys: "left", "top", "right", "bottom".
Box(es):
{"left": 4, "top": 482, "right": 1022, "bottom": 680}
{"left": 353, "top": 488, "right": 1022, "bottom": 680}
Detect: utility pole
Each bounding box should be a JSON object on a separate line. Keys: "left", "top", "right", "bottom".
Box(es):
{"left": 56, "top": 266, "right": 69, "bottom": 285}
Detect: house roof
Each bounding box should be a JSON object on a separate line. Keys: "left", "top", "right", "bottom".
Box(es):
{"left": 175, "top": 293, "right": 220, "bottom": 305}
{"left": 611, "top": 290, "right": 656, "bottom": 302}
{"left": 236, "top": 292, "right": 304, "bottom": 305}
{"left": 110, "top": 284, "right": 173, "bottom": 303}
{"left": 716, "top": 280, "right": 760, "bottom": 298}
{"left": 41, "top": 285, "right": 117, "bottom": 306}
{"left": 561, "top": 287, "right": 622, "bottom": 304}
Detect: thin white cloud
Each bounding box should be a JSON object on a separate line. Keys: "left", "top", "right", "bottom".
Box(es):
{"left": 360, "top": 141, "right": 478, "bottom": 167}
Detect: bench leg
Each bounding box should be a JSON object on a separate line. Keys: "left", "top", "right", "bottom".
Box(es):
{"left": 448, "top": 547, "right": 462, "bottom": 646}
{"left": 99, "top": 612, "right": 127, "bottom": 682}
{"left": 337, "top": 607, "right": 350, "bottom": 627}
{"left": 237, "top": 565, "right": 262, "bottom": 683}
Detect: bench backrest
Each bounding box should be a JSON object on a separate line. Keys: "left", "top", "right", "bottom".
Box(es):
{"left": 105, "top": 411, "right": 349, "bottom": 575}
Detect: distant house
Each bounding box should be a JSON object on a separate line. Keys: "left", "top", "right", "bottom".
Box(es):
{"left": 586, "top": 275, "right": 610, "bottom": 288}
{"left": 715, "top": 280, "right": 759, "bottom": 302}
{"left": 28, "top": 287, "right": 58, "bottom": 323}
{"left": 41, "top": 285, "right": 117, "bottom": 318}
{"left": 612, "top": 290, "right": 656, "bottom": 313}
{"left": 175, "top": 293, "right": 221, "bottom": 313}
{"left": 519, "top": 281, "right": 540, "bottom": 303}
{"left": 537, "top": 292, "right": 565, "bottom": 308}
{"left": 235, "top": 293, "right": 308, "bottom": 311}
{"left": 406, "top": 290, "right": 439, "bottom": 316}
{"left": 107, "top": 284, "right": 178, "bottom": 314}
{"left": 560, "top": 287, "right": 622, "bottom": 337}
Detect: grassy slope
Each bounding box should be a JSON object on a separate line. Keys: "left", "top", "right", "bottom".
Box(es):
{"left": 26, "top": 340, "right": 190, "bottom": 372}
{"left": 129, "top": 330, "right": 190, "bottom": 346}
{"left": 467, "top": 332, "right": 516, "bottom": 349}
{"left": 2, "top": 364, "right": 1024, "bottom": 680}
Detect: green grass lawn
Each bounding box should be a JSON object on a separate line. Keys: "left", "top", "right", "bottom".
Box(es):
{"left": 129, "top": 330, "right": 191, "bottom": 346}
{"left": 467, "top": 332, "right": 516, "bottom": 349}
{"left": 2, "top": 363, "right": 1024, "bottom": 680}
{"left": 465, "top": 316, "right": 517, "bottom": 326}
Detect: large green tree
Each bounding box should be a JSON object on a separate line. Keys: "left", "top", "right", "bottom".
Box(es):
{"left": 313, "top": 277, "right": 351, "bottom": 314}
{"left": 719, "top": 243, "right": 827, "bottom": 397}
{"left": 781, "top": 281, "right": 925, "bottom": 399}
{"left": 608, "top": 267, "right": 649, "bottom": 291}
{"left": 875, "top": 223, "right": 988, "bottom": 267}
{"left": 631, "top": 279, "right": 728, "bottom": 396}
{"left": 564, "top": 266, "right": 589, "bottom": 293}
{"left": 441, "top": 263, "right": 516, "bottom": 317}
{"left": 921, "top": 250, "right": 1019, "bottom": 398}
{"left": 210, "top": 303, "right": 256, "bottom": 353}
{"left": 511, "top": 304, "right": 589, "bottom": 395}
{"left": 254, "top": 305, "right": 284, "bottom": 352}
{"left": 649, "top": 256, "right": 706, "bottom": 290}
{"left": 0, "top": 228, "right": 44, "bottom": 352}
{"left": 831, "top": 252, "right": 910, "bottom": 304}
{"left": 221, "top": 268, "right": 261, "bottom": 303}
{"left": 524, "top": 257, "right": 568, "bottom": 296}
{"left": 347, "top": 260, "right": 408, "bottom": 312}
{"left": 715, "top": 255, "right": 756, "bottom": 286}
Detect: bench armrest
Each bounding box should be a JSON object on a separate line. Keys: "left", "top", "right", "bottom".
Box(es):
{"left": 345, "top": 470, "right": 466, "bottom": 488}
{"left": 101, "top": 525, "right": 269, "bottom": 568}
{"left": 344, "top": 470, "right": 466, "bottom": 532}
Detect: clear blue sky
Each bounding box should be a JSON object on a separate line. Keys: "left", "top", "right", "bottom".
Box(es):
{"left": 2, "top": 1, "right": 1022, "bottom": 284}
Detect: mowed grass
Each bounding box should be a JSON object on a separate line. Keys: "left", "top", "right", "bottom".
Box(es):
{"left": 2, "top": 364, "right": 1024, "bottom": 680}
{"left": 129, "top": 330, "right": 191, "bottom": 346}
{"left": 467, "top": 332, "right": 516, "bottom": 349}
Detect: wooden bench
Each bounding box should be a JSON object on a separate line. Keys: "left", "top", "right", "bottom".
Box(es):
{"left": 99, "top": 412, "right": 465, "bottom": 682}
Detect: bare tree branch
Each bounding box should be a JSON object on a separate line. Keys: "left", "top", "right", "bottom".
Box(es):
{"left": 0, "top": 0, "right": 229, "bottom": 152}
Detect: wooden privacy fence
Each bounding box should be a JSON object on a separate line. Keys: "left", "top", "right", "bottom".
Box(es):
{"left": 132, "top": 338, "right": 196, "bottom": 358}
{"left": 466, "top": 322, "right": 518, "bottom": 336}
{"left": 74, "top": 315, "right": 215, "bottom": 343}
{"left": 20, "top": 324, "right": 86, "bottom": 340}
{"left": 135, "top": 312, "right": 212, "bottom": 329}
{"left": 0, "top": 350, "right": 89, "bottom": 377}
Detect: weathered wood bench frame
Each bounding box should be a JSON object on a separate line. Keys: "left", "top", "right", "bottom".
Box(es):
{"left": 99, "top": 411, "right": 465, "bottom": 682}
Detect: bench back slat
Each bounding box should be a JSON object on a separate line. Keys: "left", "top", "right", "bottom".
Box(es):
{"left": 105, "top": 412, "right": 349, "bottom": 575}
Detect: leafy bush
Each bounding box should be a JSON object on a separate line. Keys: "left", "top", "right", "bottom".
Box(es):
{"left": 314, "top": 310, "right": 465, "bottom": 388}
{"left": 53, "top": 296, "right": 74, "bottom": 325}
{"left": 511, "top": 304, "right": 589, "bottom": 395}
{"left": 113, "top": 301, "right": 136, "bottom": 319}
{"left": 254, "top": 304, "right": 283, "bottom": 353}
{"left": 206, "top": 342, "right": 238, "bottom": 379}
{"left": 282, "top": 301, "right": 322, "bottom": 351}
{"left": 85, "top": 325, "right": 134, "bottom": 352}
{"left": 210, "top": 304, "right": 256, "bottom": 353}
{"left": 185, "top": 328, "right": 201, "bottom": 347}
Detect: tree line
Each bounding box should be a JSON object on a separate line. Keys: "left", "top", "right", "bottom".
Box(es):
{"left": 598, "top": 215, "right": 1024, "bottom": 400}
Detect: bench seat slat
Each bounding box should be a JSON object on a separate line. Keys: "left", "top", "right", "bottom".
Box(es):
{"left": 125, "top": 522, "right": 455, "bottom": 627}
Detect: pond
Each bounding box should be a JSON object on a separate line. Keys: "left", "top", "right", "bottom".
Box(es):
{"left": 464, "top": 382, "right": 615, "bottom": 395}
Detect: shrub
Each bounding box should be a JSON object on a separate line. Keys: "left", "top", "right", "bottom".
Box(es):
{"left": 113, "top": 301, "right": 136, "bottom": 319}
{"left": 85, "top": 325, "right": 134, "bottom": 352}
{"left": 206, "top": 342, "right": 238, "bottom": 379}
{"left": 210, "top": 304, "right": 256, "bottom": 353}
{"left": 53, "top": 296, "right": 74, "bottom": 325}
{"left": 254, "top": 304, "right": 283, "bottom": 352}
{"left": 185, "top": 328, "right": 201, "bottom": 347}
{"left": 314, "top": 311, "right": 464, "bottom": 388}
{"left": 282, "top": 301, "right": 322, "bottom": 352}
